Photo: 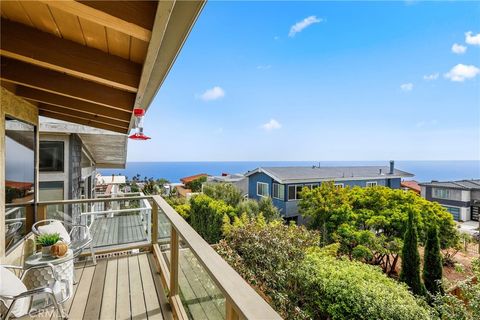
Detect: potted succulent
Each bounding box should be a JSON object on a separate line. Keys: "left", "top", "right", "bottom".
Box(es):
{"left": 36, "top": 233, "right": 61, "bottom": 258}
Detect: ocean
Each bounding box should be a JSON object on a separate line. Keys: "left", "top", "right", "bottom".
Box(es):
{"left": 99, "top": 160, "right": 480, "bottom": 183}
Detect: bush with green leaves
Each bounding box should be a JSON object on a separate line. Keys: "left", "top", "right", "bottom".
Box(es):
{"left": 36, "top": 233, "right": 61, "bottom": 247}
{"left": 218, "top": 217, "right": 319, "bottom": 318}
{"left": 185, "top": 176, "right": 207, "bottom": 192}
{"left": 202, "top": 182, "right": 243, "bottom": 207}
{"left": 293, "top": 251, "right": 432, "bottom": 320}
{"left": 189, "top": 194, "right": 236, "bottom": 243}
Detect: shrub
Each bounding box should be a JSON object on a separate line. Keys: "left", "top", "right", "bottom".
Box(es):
{"left": 293, "top": 252, "right": 432, "bottom": 320}
{"left": 185, "top": 176, "right": 207, "bottom": 192}
{"left": 202, "top": 182, "right": 243, "bottom": 207}
{"left": 189, "top": 194, "right": 236, "bottom": 243}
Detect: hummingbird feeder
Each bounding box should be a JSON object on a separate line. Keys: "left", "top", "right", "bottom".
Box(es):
{"left": 129, "top": 108, "right": 151, "bottom": 140}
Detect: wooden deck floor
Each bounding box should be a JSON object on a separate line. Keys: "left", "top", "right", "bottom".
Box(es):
{"left": 90, "top": 215, "right": 147, "bottom": 248}
{"left": 62, "top": 253, "right": 172, "bottom": 320}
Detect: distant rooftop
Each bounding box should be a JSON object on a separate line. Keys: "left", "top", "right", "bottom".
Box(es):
{"left": 419, "top": 179, "right": 480, "bottom": 190}
{"left": 180, "top": 173, "right": 208, "bottom": 184}
{"left": 246, "top": 165, "right": 413, "bottom": 184}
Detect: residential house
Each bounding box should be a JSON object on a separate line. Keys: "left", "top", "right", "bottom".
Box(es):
{"left": 206, "top": 173, "right": 248, "bottom": 196}
{"left": 419, "top": 179, "right": 480, "bottom": 221}
{"left": 401, "top": 180, "right": 421, "bottom": 195}
{"left": 246, "top": 161, "right": 413, "bottom": 223}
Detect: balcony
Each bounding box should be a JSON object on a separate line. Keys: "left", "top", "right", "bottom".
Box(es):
{"left": 5, "top": 195, "right": 281, "bottom": 320}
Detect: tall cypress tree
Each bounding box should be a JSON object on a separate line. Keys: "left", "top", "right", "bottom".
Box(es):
{"left": 400, "top": 210, "right": 426, "bottom": 296}
{"left": 423, "top": 225, "right": 444, "bottom": 295}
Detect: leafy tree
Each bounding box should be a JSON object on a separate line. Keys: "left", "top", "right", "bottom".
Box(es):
{"left": 236, "top": 199, "right": 260, "bottom": 218}
{"left": 299, "top": 184, "right": 459, "bottom": 275}
{"left": 202, "top": 182, "right": 243, "bottom": 207}
{"left": 189, "top": 194, "right": 235, "bottom": 243}
{"left": 299, "top": 182, "right": 353, "bottom": 244}
{"left": 400, "top": 210, "right": 426, "bottom": 296}
{"left": 423, "top": 225, "right": 444, "bottom": 296}
{"left": 185, "top": 176, "right": 207, "bottom": 192}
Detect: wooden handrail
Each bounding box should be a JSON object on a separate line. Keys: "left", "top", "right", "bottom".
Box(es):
{"left": 152, "top": 195, "right": 281, "bottom": 320}
{"left": 37, "top": 195, "right": 152, "bottom": 205}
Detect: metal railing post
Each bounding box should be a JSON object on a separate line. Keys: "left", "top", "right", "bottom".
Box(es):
{"left": 170, "top": 226, "right": 179, "bottom": 296}
{"left": 151, "top": 200, "right": 158, "bottom": 244}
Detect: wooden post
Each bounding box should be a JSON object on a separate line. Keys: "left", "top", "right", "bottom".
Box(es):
{"left": 226, "top": 300, "right": 240, "bottom": 320}
{"left": 151, "top": 201, "right": 158, "bottom": 244}
{"left": 170, "top": 227, "right": 179, "bottom": 296}
{"left": 37, "top": 203, "right": 47, "bottom": 222}
{"left": 25, "top": 204, "right": 35, "bottom": 233}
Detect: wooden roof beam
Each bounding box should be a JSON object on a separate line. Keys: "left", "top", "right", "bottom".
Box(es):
{"left": 1, "top": 58, "right": 135, "bottom": 111}
{"left": 1, "top": 20, "right": 141, "bottom": 92}
{"left": 39, "top": 109, "right": 127, "bottom": 134}
{"left": 39, "top": 0, "right": 153, "bottom": 41}
{"left": 37, "top": 103, "right": 129, "bottom": 130}
{"left": 16, "top": 87, "right": 131, "bottom": 123}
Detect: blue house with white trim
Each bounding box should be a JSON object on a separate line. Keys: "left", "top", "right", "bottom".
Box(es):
{"left": 245, "top": 161, "right": 414, "bottom": 223}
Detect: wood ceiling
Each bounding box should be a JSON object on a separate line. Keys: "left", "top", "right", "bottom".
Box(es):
{"left": 0, "top": 0, "right": 205, "bottom": 134}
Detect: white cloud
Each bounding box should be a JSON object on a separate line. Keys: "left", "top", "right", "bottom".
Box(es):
{"left": 423, "top": 73, "right": 439, "bottom": 81}
{"left": 444, "top": 64, "right": 480, "bottom": 82}
{"left": 289, "top": 16, "right": 322, "bottom": 37}
{"left": 465, "top": 31, "right": 480, "bottom": 46}
{"left": 400, "top": 83, "right": 414, "bottom": 91}
{"left": 451, "top": 43, "right": 467, "bottom": 54}
{"left": 199, "top": 86, "right": 225, "bottom": 101}
{"left": 261, "top": 119, "right": 282, "bottom": 131}
{"left": 256, "top": 64, "right": 272, "bottom": 70}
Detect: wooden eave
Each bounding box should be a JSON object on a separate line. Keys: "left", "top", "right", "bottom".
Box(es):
{"left": 0, "top": 0, "right": 206, "bottom": 134}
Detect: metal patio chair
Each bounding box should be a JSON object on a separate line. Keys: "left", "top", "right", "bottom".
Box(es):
{"left": 32, "top": 219, "right": 96, "bottom": 265}
{"left": 0, "top": 264, "right": 70, "bottom": 320}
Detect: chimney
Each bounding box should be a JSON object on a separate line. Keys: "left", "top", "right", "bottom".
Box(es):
{"left": 389, "top": 160, "right": 394, "bottom": 174}
{"left": 112, "top": 174, "right": 115, "bottom": 182}
{"left": 379, "top": 169, "right": 383, "bottom": 175}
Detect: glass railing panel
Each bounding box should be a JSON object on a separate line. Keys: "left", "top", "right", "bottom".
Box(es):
{"left": 177, "top": 235, "right": 226, "bottom": 320}
{"left": 5, "top": 204, "right": 31, "bottom": 253}
{"left": 41, "top": 198, "right": 151, "bottom": 250}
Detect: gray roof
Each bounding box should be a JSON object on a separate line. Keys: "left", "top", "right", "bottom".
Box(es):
{"left": 419, "top": 179, "right": 480, "bottom": 190}
{"left": 245, "top": 166, "right": 414, "bottom": 184}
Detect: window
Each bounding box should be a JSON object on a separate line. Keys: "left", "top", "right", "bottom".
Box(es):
{"left": 288, "top": 185, "right": 296, "bottom": 200}
{"left": 257, "top": 182, "right": 269, "bottom": 197}
{"left": 39, "top": 181, "right": 64, "bottom": 220}
{"left": 5, "top": 117, "right": 36, "bottom": 252}
{"left": 40, "top": 141, "right": 64, "bottom": 172}
{"left": 272, "top": 183, "right": 285, "bottom": 200}
{"left": 433, "top": 188, "right": 450, "bottom": 199}
{"left": 334, "top": 183, "right": 344, "bottom": 188}
{"left": 288, "top": 185, "right": 305, "bottom": 201}
{"left": 366, "top": 181, "right": 378, "bottom": 187}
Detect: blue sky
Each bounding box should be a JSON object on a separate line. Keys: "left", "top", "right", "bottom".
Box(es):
{"left": 128, "top": 1, "right": 480, "bottom": 161}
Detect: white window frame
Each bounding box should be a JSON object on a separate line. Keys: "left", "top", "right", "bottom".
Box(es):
{"left": 257, "top": 182, "right": 269, "bottom": 197}
{"left": 334, "top": 183, "right": 344, "bottom": 188}
{"left": 272, "top": 183, "right": 285, "bottom": 200}
{"left": 366, "top": 181, "right": 378, "bottom": 187}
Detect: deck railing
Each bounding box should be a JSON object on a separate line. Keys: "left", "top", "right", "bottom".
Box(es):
{"left": 31, "top": 195, "right": 281, "bottom": 320}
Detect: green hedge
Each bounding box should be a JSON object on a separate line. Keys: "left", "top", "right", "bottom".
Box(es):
{"left": 293, "top": 251, "right": 432, "bottom": 320}
{"left": 189, "top": 194, "right": 236, "bottom": 243}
